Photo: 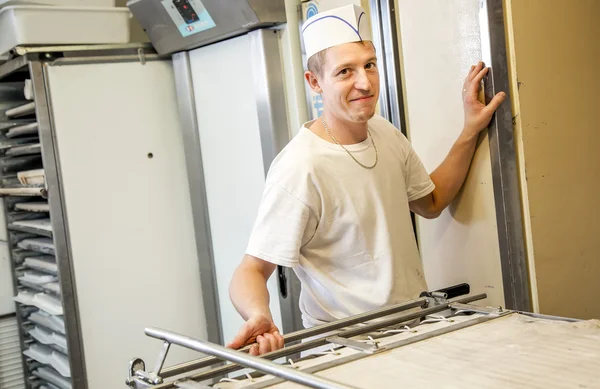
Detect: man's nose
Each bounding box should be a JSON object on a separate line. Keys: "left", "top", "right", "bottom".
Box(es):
{"left": 354, "top": 69, "right": 372, "bottom": 91}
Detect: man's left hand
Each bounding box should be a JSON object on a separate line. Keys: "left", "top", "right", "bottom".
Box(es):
{"left": 462, "top": 61, "right": 506, "bottom": 138}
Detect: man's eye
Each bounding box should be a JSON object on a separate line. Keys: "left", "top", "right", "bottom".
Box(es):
{"left": 366, "top": 62, "right": 376, "bottom": 69}
{"left": 339, "top": 69, "right": 349, "bottom": 75}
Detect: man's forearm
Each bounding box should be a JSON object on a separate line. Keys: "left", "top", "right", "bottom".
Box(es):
{"left": 429, "top": 129, "right": 479, "bottom": 212}
{"left": 229, "top": 261, "right": 273, "bottom": 321}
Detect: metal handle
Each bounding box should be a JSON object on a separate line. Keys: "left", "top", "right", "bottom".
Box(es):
{"left": 145, "top": 327, "right": 360, "bottom": 389}
{"left": 156, "top": 297, "right": 428, "bottom": 379}
{"left": 277, "top": 265, "right": 287, "bottom": 298}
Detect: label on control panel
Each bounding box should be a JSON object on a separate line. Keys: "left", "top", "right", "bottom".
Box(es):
{"left": 162, "top": 0, "right": 216, "bottom": 37}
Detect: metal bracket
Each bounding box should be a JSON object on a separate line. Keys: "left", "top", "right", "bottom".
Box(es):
{"left": 325, "top": 336, "right": 385, "bottom": 354}
{"left": 138, "top": 48, "right": 147, "bottom": 65}
{"left": 175, "top": 380, "right": 213, "bottom": 389}
{"left": 126, "top": 358, "right": 147, "bottom": 388}
{"left": 450, "top": 302, "right": 510, "bottom": 316}
{"left": 126, "top": 341, "right": 171, "bottom": 387}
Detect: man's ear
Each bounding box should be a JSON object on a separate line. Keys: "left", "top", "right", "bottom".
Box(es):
{"left": 304, "top": 71, "right": 323, "bottom": 94}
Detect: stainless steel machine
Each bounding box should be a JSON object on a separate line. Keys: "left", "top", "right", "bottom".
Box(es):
{"left": 124, "top": 290, "right": 600, "bottom": 389}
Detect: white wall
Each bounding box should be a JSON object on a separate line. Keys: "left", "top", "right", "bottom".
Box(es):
{"left": 395, "top": 0, "right": 505, "bottom": 306}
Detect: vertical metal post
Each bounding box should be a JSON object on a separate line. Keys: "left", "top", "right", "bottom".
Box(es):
{"left": 369, "top": 0, "right": 390, "bottom": 121}
{"left": 30, "top": 60, "right": 88, "bottom": 388}
{"left": 171, "top": 51, "right": 224, "bottom": 345}
{"left": 479, "top": 0, "right": 531, "bottom": 311}
{"left": 376, "top": 0, "right": 409, "bottom": 136}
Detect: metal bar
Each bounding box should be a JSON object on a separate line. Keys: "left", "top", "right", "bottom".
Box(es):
{"left": 516, "top": 311, "right": 581, "bottom": 323}
{"left": 379, "top": 0, "right": 408, "bottom": 135}
{"left": 149, "top": 294, "right": 486, "bottom": 388}
{"left": 368, "top": 0, "right": 390, "bottom": 120}
{"left": 145, "top": 328, "right": 360, "bottom": 389}
{"left": 0, "top": 56, "right": 29, "bottom": 82}
{"left": 157, "top": 297, "right": 427, "bottom": 379}
{"left": 47, "top": 54, "right": 163, "bottom": 67}
{"left": 30, "top": 60, "right": 88, "bottom": 389}
{"left": 14, "top": 43, "right": 155, "bottom": 55}
{"left": 171, "top": 51, "right": 223, "bottom": 346}
{"left": 325, "top": 336, "right": 381, "bottom": 354}
{"left": 479, "top": 0, "right": 531, "bottom": 311}
{"left": 153, "top": 342, "right": 171, "bottom": 376}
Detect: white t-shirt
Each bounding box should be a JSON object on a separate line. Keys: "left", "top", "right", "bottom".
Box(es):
{"left": 246, "top": 115, "right": 435, "bottom": 328}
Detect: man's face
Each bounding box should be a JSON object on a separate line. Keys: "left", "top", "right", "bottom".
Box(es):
{"left": 310, "top": 42, "right": 379, "bottom": 124}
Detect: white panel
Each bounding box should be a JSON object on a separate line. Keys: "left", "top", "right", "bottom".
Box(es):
{"left": 0, "top": 241, "right": 15, "bottom": 315}
{"left": 189, "top": 34, "right": 283, "bottom": 345}
{"left": 46, "top": 61, "right": 207, "bottom": 389}
{"left": 396, "top": 0, "right": 505, "bottom": 305}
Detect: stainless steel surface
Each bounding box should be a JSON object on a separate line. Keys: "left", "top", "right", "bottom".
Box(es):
{"left": 31, "top": 60, "right": 88, "bottom": 389}
{"left": 378, "top": 0, "right": 407, "bottom": 134}
{"left": 47, "top": 54, "right": 163, "bottom": 67}
{"left": 171, "top": 51, "right": 223, "bottom": 346}
{"left": 248, "top": 29, "right": 290, "bottom": 176}
{"left": 248, "top": 27, "right": 302, "bottom": 335}
{"left": 127, "top": 0, "right": 286, "bottom": 55}
{"left": 479, "top": 0, "right": 531, "bottom": 311}
{"left": 154, "top": 297, "right": 426, "bottom": 380}
{"left": 145, "top": 327, "right": 360, "bottom": 389}
{"left": 368, "top": 0, "right": 389, "bottom": 120}
{"left": 147, "top": 294, "right": 486, "bottom": 388}
{"left": 325, "top": 336, "right": 383, "bottom": 354}
{"left": 14, "top": 43, "right": 154, "bottom": 56}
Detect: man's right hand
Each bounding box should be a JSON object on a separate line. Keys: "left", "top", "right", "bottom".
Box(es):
{"left": 226, "top": 314, "right": 285, "bottom": 356}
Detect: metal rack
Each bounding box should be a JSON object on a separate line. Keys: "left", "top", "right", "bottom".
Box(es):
{"left": 126, "top": 292, "right": 597, "bottom": 389}
{"left": 0, "top": 53, "right": 77, "bottom": 389}
{"left": 126, "top": 292, "right": 488, "bottom": 389}
{"left": 0, "top": 43, "right": 204, "bottom": 389}
{"left": 0, "top": 45, "right": 160, "bottom": 389}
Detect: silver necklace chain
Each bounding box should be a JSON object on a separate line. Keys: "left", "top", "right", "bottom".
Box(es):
{"left": 321, "top": 117, "right": 378, "bottom": 169}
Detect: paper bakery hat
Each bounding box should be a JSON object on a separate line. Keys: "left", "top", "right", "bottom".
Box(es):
{"left": 302, "top": 4, "right": 372, "bottom": 59}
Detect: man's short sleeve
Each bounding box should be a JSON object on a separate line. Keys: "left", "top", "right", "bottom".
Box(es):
{"left": 246, "top": 183, "right": 318, "bottom": 267}
{"left": 405, "top": 146, "right": 435, "bottom": 202}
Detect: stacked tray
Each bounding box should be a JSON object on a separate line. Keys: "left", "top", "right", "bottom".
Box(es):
{"left": 1, "top": 78, "right": 71, "bottom": 389}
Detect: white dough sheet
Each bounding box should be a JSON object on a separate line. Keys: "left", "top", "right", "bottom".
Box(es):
{"left": 214, "top": 313, "right": 600, "bottom": 389}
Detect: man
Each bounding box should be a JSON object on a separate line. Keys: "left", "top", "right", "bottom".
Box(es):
{"left": 227, "top": 4, "right": 506, "bottom": 356}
